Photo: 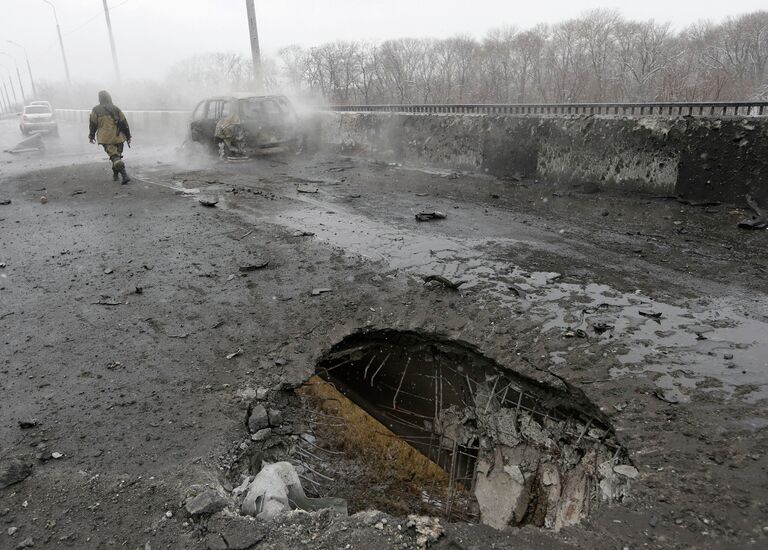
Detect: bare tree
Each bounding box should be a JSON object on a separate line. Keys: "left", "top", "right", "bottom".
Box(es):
{"left": 271, "top": 10, "right": 768, "bottom": 105}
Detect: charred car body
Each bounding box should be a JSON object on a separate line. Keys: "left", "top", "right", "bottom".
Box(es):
{"left": 188, "top": 93, "right": 300, "bottom": 157}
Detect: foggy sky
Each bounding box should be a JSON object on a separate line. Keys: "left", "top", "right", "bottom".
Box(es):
{"left": 1, "top": 0, "right": 766, "bottom": 85}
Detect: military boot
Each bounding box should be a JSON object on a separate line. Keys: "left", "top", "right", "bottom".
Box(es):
{"left": 120, "top": 168, "right": 131, "bottom": 184}
{"left": 112, "top": 169, "right": 120, "bottom": 182}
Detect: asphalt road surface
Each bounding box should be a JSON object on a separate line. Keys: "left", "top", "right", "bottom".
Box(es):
{"left": 1, "top": 118, "right": 767, "bottom": 549}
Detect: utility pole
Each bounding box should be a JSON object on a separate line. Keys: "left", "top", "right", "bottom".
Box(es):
{"left": 42, "top": 0, "right": 71, "bottom": 84}
{"left": 0, "top": 79, "right": 9, "bottom": 113}
{"left": 6, "top": 73, "right": 19, "bottom": 108}
{"left": 0, "top": 64, "right": 19, "bottom": 109}
{"left": 101, "top": 0, "right": 121, "bottom": 82}
{"left": 0, "top": 52, "right": 25, "bottom": 103}
{"left": 7, "top": 41, "right": 37, "bottom": 98}
{"left": 245, "top": 0, "right": 263, "bottom": 92}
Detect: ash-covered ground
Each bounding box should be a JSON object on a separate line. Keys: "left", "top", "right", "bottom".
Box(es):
{"left": 1, "top": 119, "right": 767, "bottom": 549}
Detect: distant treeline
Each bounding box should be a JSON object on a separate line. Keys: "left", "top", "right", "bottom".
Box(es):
{"left": 274, "top": 9, "right": 768, "bottom": 104}
{"left": 36, "top": 9, "right": 768, "bottom": 110}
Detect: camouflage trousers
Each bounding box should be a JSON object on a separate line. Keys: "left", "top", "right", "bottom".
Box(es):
{"left": 101, "top": 143, "right": 126, "bottom": 173}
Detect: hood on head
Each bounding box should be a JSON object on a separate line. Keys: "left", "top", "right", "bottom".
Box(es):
{"left": 98, "top": 90, "right": 112, "bottom": 105}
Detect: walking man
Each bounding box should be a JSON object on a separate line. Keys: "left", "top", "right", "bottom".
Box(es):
{"left": 88, "top": 90, "right": 132, "bottom": 184}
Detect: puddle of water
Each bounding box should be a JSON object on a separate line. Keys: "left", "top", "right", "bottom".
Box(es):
{"left": 137, "top": 167, "right": 768, "bottom": 401}
{"left": 279, "top": 202, "right": 768, "bottom": 401}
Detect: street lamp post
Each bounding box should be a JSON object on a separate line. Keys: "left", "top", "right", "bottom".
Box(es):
{"left": 101, "top": 0, "right": 121, "bottom": 82}
{"left": 0, "top": 64, "right": 19, "bottom": 110}
{"left": 0, "top": 77, "right": 10, "bottom": 113}
{"left": 7, "top": 41, "right": 37, "bottom": 98}
{"left": 41, "top": 0, "right": 71, "bottom": 84}
{"left": 0, "top": 52, "right": 26, "bottom": 103}
{"left": 7, "top": 75, "right": 19, "bottom": 108}
{"left": 245, "top": 0, "right": 263, "bottom": 92}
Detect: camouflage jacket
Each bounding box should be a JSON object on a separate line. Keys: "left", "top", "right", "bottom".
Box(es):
{"left": 89, "top": 104, "right": 131, "bottom": 145}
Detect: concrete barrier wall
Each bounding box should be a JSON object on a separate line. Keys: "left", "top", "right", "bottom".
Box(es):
{"left": 311, "top": 112, "right": 768, "bottom": 203}
{"left": 55, "top": 109, "right": 190, "bottom": 137}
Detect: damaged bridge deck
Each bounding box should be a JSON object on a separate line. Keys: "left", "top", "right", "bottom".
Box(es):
{"left": 1, "top": 119, "right": 767, "bottom": 548}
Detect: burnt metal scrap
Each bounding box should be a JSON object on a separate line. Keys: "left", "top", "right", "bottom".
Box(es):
{"left": 313, "top": 329, "right": 633, "bottom": 531}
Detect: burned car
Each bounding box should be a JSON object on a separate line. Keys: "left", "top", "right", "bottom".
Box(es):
{"left": 188, "top": 93, "right": 300, "bottom": 157}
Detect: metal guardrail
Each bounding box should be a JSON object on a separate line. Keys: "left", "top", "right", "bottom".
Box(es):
{"left": 55, "top": 109, "right": 190, "bottom": 134}
{"left": 328, "top": 102, "right": 768, "bottom": 117}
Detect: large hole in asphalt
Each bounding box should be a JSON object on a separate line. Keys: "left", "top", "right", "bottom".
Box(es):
{"left": 294, "top": 330, "right": 634, "bottom": 531}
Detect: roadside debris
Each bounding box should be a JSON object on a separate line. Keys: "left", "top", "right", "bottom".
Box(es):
{"left": 4, "top": 133, "right": 45, "bottom": 154}
{"left": 415, "top": 211, "right": 447, "bottom": 222}
{"left": 198, "top": 196, "right": 219, "bottom": 207}
{"left": 590, "top": 322, "right": 614, "bottom": 334}
{"left": 0, "top": 460, "right": 32, "bottom": 489}
{"left": 546, "top": 273, "right": 564, "bottom": 284}
{"left": 639, "top": 311, "right": 663, "bottom": 320}
{"left": 422, "top": 275, "right": 466, "bottom": 290}
{"left": 406, "top": 515, "right": 444, "bottom": 548}
{"left": 654, "top": 389, "right": 680, "bottom": 404}
{"left": 107, "top": 361, "right": 122, "bottom": 369}
{"left": 92, "top": 298, "right": 124, "bottom": 306}
{"left": 292, "top": 230, "right": 315, "bottom": 237}
{"left": 51, "top": 452, "right": 63, "bottom": 460}
{"left": 737, "top": 194, "right": 768, "bottom": 230}
{"left": 311, "top": 288, "right": 332, "bottom": 296}
{"left": 507, "top": 284, "right": 527, "bottom": 298}
{"left": 297, "top": 186, "right": 319, "bottom": 194}
{"left": 103, "top": 268, "right": 114, "bottom": 275}
{"left": 239, "top": 461, "right": 347, "bottom": 520}
{"left": 239, "top": 260, "right": 270, "bottom": 272}
{"left": 18, "top": 419, "right": 39, "bottom": 429}
{"left": 613, "top": 465, "right": 639, "bottom": 479}
{"left": 0, "top": 199, "right": 11, "bottom": 205}
{"left": 184, "top": 490, "right": 228, "bottom": 517}
{"left": 226, "top": 348, "right": 243, "bottom": 360}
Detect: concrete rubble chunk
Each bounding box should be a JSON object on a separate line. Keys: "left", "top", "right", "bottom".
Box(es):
{"left": 232, "top": 476, "right": 253, "bottom": 498}
{"left": 240, "top": 461, "right": 347, "bottom": 520}
{"left": 474, "top": 454, "right": 530, "bottom": 530}
{"left": 613, "top": 464, "right": 639, "bottom": 479}
{"left": 247, "top": 404, "right": 269, "bottom": 433}
{"left": 406, "top": 515, "right": 444, "bottom": 548}
{"left": 251, "top": 428, "right": 271, "bottom": 442}
{"left": 0, "top": 460, "right": 32, "bottom": 489}
{"left": 185, "top": 490, "right": 228, "bottom": 517}
{"left": 267, "top": 408, "right": 283, "bottom": 426}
